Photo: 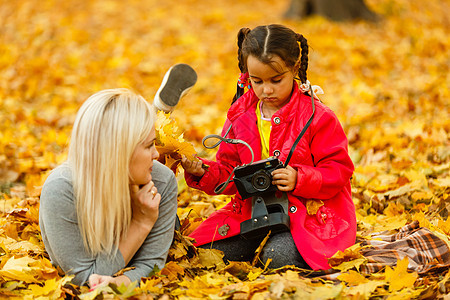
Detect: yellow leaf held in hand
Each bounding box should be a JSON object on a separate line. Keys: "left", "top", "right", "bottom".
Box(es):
{"left": 155, "top": 111, "right": 197, "bottom": 171}
{"left": 385, "top": 257, "right": 418, "bottom": 292}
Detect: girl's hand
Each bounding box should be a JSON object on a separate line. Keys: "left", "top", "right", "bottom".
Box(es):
{"left": 181, "top": 155, "right": 205, "bottom": 177}
{"left": 129, "top": 181, "right": 160, "bottom": 230}
{"left": 271, "top": 165, "right": 297, "bottom": 192}
{"left": 89, "top": 274, "right": 131, "bottom": 290}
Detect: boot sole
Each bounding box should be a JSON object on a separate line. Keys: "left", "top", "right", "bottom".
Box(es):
{"left": 154, "top": 64, "right": 197, "bottom": 111}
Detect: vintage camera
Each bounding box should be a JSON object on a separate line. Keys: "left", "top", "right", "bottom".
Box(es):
{"left": 233, "top": 157, "right": 290, "bottom": 239}
{"left": 233, "top": 157, "right": 284, "bottom": 200}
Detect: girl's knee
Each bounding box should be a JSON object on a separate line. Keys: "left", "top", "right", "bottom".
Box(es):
{"left": 259, "top": 232, "right": 309, "bottom": 269}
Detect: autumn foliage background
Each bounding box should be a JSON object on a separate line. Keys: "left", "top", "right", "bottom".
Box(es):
{"left": 0, "top": 0, "right": 449, "bottom": 298}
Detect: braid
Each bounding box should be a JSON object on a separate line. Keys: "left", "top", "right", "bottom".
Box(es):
{"left": 296, "top": 33, "right": 309, "bottom": 84}
{"left": 237, "top": 27, "right": 251, "bottom": 72}
{"left": 232, "top": 28, "right": 251, "bottom": 104}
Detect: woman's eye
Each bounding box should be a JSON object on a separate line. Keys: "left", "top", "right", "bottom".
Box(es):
{"left": 252, "top": 80, "right": 262, "bottom": 84}
{"left": 272, "top": 78, "right": 282, "bottom": 83}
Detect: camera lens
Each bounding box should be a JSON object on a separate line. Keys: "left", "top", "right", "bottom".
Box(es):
{"left": 251, "top": 171, "right": 271, "bottom": 191}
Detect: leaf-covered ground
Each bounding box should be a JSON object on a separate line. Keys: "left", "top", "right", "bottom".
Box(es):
{"left": 0, "top": 0, "right": 449, "bottom": 298}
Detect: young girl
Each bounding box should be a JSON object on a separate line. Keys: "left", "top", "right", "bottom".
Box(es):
{"left": 181, "top": 24, "right": 356, "bottom": 270}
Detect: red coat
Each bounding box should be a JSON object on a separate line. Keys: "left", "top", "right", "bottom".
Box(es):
{"left": 185, "top": 82, "right": 356, "bottom": 270}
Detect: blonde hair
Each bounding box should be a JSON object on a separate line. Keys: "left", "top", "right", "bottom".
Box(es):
{"left": 68, "top": 88, "right": 155, "bottom": 255}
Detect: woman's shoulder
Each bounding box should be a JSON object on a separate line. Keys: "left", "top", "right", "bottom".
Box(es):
{"left": 40, "top": 163, "right": 75, "bottom": 207}
{"left": 152, "top": 160, "right": 177, "bottom": 193}
{"left": 41, "top": 163, "right": 74, "bottom": 196}
{"left": 44, "top": 162, "right": 73, "bottom": 184}
{"left": 152, "top": 160, "right": 176, "bottom": 182}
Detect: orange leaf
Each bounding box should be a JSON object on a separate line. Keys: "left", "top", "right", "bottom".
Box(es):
{"left": 160, "top": 261, "right": 185, "bottom": 281}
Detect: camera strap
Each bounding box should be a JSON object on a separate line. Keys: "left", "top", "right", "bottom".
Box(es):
{"left": 201, "top": 134, "right": 255, "bottom": 194}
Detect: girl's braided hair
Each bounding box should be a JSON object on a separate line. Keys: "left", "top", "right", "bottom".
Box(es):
{"left": 233, "top": 24, "right": 309, "bottom": 103}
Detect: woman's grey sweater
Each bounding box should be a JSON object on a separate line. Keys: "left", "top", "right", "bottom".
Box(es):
{"left": 39, "top": 161, "right": 178, "bottom": 286}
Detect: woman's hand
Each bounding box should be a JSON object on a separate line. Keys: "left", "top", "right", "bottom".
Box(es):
{"left": 181, "top": 155, "right": 205, "bottom": 177}
{"left": 271, "top": 165, "right": 298, "bottom": 192}
{"left": 89, "top": 274, "right": 131, "bottom": 290}
{"left": 129, "top": 181, "right": 160, "bottom": 230}
{"left": 119, "top": 182, "right": 160, "bottom": 265}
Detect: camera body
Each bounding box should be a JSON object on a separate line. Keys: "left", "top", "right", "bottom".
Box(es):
{"left": 233, "top": 157, "right": 284, "bottom": 200}
{"left": 233, "top": 157, "right": 290, "bottom": 239}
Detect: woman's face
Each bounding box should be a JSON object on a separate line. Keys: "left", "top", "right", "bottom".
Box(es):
{"left": 247, "top": 54, "right": 295, "bottom": 110}
{"left": 129, "top": 126, "right": 159, "bottom": 185}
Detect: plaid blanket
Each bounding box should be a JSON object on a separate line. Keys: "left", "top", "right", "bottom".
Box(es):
{"left": 360, "top": 221, "right": 450, "bottom": 274}
{"left": 296, "top": 221, "right": 450, "bottom": 279}
{"left": 359, "top": 220, "right": 450, "bottom": 274}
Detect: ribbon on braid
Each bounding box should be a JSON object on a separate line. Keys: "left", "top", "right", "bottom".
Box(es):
{"left": 299, "top": 80, "right": 324, "bottom": 100}
{"left": 237, "top": 72, "right": 252, "bottom": 89}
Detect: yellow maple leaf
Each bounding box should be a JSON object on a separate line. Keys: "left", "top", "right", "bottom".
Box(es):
{"left": 328, "top": 243, "right": 365, "bottom": 269}
{"left": 27, "top": 278, "right": 59, "bottom": 297}
{"left": 223, "top": 261, "right": 252, "bottom": 279}
{"left": 346, "top": 280, "right": 385, "bottom": 298}
{"left": 333, "top": 257, "right": 367, "bottom": 272}
{"left": 29, "top": 257, "right": 59, "bottom": 280}
{"left": 197, "top": 248, "right": 226, "bottom": 270}
{"left": 403, "top": 170, "right": 428, "bottom": 189}
{"left": 306, "top": 199, "right": 324, "bottom": 215}
{"left": 438, "top": 217, "right": 450, "bottom": 235}
{"left": 412, "top": 211, "right": 433, "bottom": 229}
{"left": 0, "top": 256, "right": 39, "bottom": 283}
{"left": 308, "top": 283, "right": 344, "bottom": 299}
{"left": 337, "top": 270, "right": 369, "bottom": 286}
{"left": 139, "top": 277, "right": 164, "bottom": 294}
{"left": 155, "top": 111, "right": 197, "bottom": 170}
{"left": 385, "top": 257, "right": 418, "bottom": 292}
{"left": 383, "top": 202, "right": 405, "bottom": 217}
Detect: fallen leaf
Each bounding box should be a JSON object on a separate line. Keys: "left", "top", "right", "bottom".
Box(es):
{"left": 385, "top": 257, "right": 418, "bottom": 292}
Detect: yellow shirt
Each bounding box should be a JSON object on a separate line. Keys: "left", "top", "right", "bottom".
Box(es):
{"left": 255, "top": 100, "right": 272, "bottom": 159}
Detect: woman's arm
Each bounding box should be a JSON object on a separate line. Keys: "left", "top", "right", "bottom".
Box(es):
{"left": 118, "top": 180, "right": 160, "bottom": 265}
{"left": 120, "top": 161, "right": 178, "bottom": 283}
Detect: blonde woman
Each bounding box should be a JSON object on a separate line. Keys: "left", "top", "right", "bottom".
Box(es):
{"left": 39, "top": 88, "right": 178, "bottom": 288}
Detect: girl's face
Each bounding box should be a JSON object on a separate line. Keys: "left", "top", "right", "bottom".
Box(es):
{"left": 247, "top": 55, "right": 296, "bottom": 110}
{"left": 129, "top": 126, "right": 159, "bottom": 185}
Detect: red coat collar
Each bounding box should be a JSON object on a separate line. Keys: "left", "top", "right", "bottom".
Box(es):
{"left": 227, "top": 81, "right": 306, "bottom": 123}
